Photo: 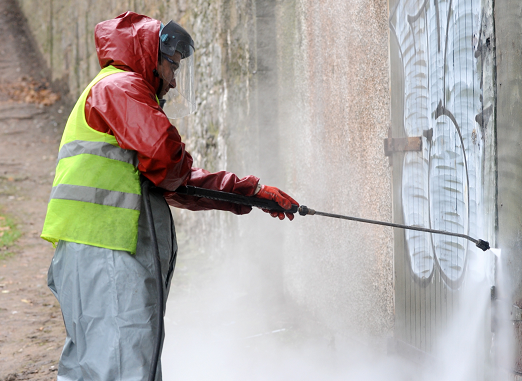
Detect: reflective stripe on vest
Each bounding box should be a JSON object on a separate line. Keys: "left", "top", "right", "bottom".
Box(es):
{"left": 41, "top": 66, "right": 142, "bottom": 254}
{"left": 58, "top": 140, "right": 139, "bottom": 167}
{"left": 50, "top": 184, "right": 141, "bottom": 211}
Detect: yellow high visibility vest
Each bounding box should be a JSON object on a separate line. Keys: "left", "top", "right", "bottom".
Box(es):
{"left": 41, "top": 66, "right": 142, "bottom": 254}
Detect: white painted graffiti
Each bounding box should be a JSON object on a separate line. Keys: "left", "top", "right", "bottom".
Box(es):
{"left": 390, "top": 0, "right": 485, "bottom": 288}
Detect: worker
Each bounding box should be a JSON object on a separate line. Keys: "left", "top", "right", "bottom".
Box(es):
{"left": 40, "top": 11, "right": 298, "bottom": 381}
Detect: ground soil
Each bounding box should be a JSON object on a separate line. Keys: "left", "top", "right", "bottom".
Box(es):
{"left": 0, "top": 0, "right": 72, "bottom": 379}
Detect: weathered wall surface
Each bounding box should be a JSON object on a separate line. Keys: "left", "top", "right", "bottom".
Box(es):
{"left": 496, "top": 0, "right": 522, "bottom": 299}
{"left": 16, "top": 0, "right": 167, "bottom": 97}
{"left": 495, "top": 0, "right": 522, "bottom": 373}
{"left": 18, "top": 0, "right": 394, "bottom": 343}
{"left": 278, "top": 0, "right": 394, "bottom": 341}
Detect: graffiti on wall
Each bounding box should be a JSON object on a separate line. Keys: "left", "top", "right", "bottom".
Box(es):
{"left": 390, "top": 0, "right": 489, "bottom": 288}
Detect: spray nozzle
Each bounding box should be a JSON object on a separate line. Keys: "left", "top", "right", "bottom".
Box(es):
{"left": 475, "top": 239, "right": 490, "bottom": 252}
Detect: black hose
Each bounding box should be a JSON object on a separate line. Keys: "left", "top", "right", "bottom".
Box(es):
{"left": 142, "top": 180, "right": 164, "bottom": 381}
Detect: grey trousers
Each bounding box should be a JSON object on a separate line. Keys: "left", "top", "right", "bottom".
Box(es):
{"left": 48, "top": 191, "right": 177, "bottom": 381}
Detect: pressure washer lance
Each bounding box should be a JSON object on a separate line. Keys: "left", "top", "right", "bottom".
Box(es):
{"left": 298, "top": 205, "right": 490, "bottom": 251}
{"left": 175, "top": 185, "right": 490, "bottom": 252}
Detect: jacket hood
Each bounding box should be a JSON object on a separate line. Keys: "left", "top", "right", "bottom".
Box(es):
{"left": 95, "top": 12, "right": 161, "bottom": 90}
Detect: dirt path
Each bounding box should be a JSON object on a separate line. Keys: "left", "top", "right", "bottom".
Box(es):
{"left": 0, "top": 1, "right": 71, "bottom": 379}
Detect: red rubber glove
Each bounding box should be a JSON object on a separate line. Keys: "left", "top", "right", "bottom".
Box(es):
{"left": 255, "top": 185, "right": 299, "bottom": 221}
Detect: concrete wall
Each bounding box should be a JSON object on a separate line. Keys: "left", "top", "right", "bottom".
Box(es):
{"left": 17, "top": 0, "right": 394, "bottom": 343}
{"left": 278, "top": 0, "right": 394, "bottom": 340}
{"left": 496, "top": 0, "right": 522, "bottom": 301}
{"left": 495, "top": 0, "right": 522, "bottom": 373}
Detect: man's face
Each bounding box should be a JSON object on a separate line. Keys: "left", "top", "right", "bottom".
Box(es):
{"left": 157, "top": 51, "right": 182, "bottom": 98}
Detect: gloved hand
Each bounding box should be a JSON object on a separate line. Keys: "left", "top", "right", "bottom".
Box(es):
{"left": 255, "top": 185, "right": 299, "bottom": 221}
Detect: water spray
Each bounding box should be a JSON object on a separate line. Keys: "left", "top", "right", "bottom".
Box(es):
{"left": 175, "top": 185, "right": 491, "bottom": 252}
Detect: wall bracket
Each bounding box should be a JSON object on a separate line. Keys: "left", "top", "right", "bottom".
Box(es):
{"left": 384, "top": 136, "right": 422, "bottom": 156}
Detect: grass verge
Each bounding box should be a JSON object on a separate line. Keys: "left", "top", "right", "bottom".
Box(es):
{"left": 0, "top": 212, "right": 21, "bottom": 260}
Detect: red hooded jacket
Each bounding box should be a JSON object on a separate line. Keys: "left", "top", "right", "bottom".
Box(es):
{"left": 85, "top": 12, "right": 258, "bottom": 214}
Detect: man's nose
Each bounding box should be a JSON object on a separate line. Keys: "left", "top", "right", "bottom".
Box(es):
{"left": 169, "top": 78, "right": 176, "bottom": 89}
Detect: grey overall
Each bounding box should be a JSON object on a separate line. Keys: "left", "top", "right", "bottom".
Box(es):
{"left": 48, "top": 189, "right": 177, "bottom": 381}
